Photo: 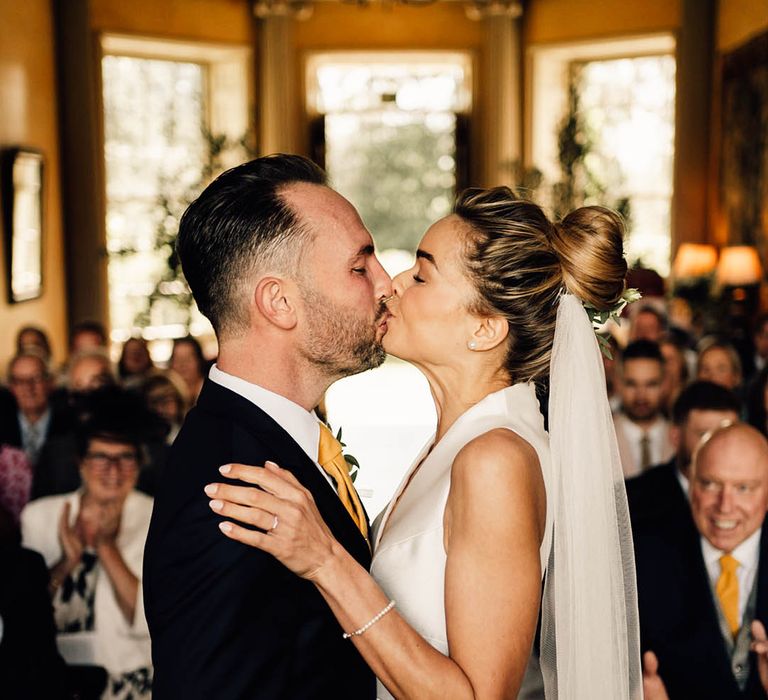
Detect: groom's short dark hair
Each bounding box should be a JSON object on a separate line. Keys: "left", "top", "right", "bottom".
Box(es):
{"left": 177, "top": 154, "right": 327, "bottom": 336}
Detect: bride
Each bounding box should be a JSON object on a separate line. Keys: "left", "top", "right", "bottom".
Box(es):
{"left": 206, "top": 187, "right": 641, "bottom": 699}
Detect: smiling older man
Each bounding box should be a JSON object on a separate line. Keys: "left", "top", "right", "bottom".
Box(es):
{"left": 637, "top": 422, "right": 768, "bottom": 700}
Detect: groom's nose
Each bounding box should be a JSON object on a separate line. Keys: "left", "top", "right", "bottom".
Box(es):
{"left": 370, "top": 254, "right": 393, "bottom": 300}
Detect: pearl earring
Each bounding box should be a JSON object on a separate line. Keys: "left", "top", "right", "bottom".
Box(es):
{"left": 467, "top": 340, "right": 477, "bottom": 350}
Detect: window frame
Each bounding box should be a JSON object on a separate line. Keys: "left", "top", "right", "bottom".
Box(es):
{"left": 97, "top": 34, "right": 253, "bottom": 349}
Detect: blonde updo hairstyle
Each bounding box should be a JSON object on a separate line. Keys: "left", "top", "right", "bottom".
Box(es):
{"left": 455, "top": 187, "right": 627, "bottom": 384}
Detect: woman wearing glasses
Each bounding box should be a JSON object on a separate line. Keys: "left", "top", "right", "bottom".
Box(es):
{"left": 20, "top": 410, "right": 154, "bottom": 700}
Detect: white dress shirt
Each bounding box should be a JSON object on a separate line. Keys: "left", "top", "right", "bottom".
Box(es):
{"left": 701, "top": 528, "right": 762, "bottom": 626}
{"left": 613, "top": 412, "right": 674, "bottom": 477}
{"left": 208, "top": 364, "right": 334, "bottom": 489}
{"left": 19, "top": 408, "right": 51, "bottom": 462}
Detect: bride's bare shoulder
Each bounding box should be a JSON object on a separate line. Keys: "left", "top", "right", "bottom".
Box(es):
{"left": 449, "top": 429, "right": 545, "bottom": 535}
{"left": 453, "top": 428, "right": 540, "bottom": 480}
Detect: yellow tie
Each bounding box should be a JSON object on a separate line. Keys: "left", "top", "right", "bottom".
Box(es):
{"left": 317, "top": 424, "right": 369, "bottom": 545}
{"left": 716, "top": 553, "right": 740, "bottom": 637}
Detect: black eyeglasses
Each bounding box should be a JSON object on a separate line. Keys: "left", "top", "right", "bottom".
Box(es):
{"left": 84, "top": 451, "right": 139, "bottom": 472}
{"left": 9, "top": 375, "right": 47, "bottom": 388}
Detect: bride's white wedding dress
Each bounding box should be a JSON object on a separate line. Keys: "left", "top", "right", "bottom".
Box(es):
{"left": 370, "top": 382, "right": 552, "bottom": 700}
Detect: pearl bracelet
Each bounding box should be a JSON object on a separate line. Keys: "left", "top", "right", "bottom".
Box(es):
{"left": 342, "top": 600, "right": 396, "bottom": 639}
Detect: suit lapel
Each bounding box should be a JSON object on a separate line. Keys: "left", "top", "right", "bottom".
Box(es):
{"left": 659, "top": 463, "right": 696, "bottom": 532}
{"left": 197, "top": 380, "right": 371, "bottom": 567}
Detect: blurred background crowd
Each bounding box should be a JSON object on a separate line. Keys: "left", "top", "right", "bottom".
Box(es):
{"left": 3, "top": 0, "right": 768, "bottom": 697}
{"left": 6, "top": 274, "right": 768, "bottom": 698}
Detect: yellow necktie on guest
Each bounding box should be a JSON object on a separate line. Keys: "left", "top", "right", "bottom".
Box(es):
{"left": 716, "top": 553, "right": 740, "bottom": 637}
{"left": 318, "top": 423, "right": 369, "bottom": 545}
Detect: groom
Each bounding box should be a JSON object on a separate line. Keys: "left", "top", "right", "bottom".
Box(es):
{"left": 143, "top": 155, "right": 392, "bottom": 698}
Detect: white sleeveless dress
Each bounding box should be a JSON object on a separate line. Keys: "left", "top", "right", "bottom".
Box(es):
{"left": 370, "top": 383, "right": 553, "bottom": 700}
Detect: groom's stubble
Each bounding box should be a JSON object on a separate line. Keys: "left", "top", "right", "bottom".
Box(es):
{"left": 297, "top": 281, "right": 388, "bottom": 379}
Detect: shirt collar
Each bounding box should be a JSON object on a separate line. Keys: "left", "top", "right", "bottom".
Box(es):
{"left": 620, "top": 414, "right": 667, "bottom": 439}
{"left": 18, "top": 407, "right": 51, "bottom": 436}
{"left": 208, "top": 364, "right": 322, "bottom": 463}
{"left": 701, "top": 526, "right": 763, "bottom": 570}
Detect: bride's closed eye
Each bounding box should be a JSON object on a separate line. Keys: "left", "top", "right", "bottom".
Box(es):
{"left": 412, "top": 274, "right": 425, "bottom": 284}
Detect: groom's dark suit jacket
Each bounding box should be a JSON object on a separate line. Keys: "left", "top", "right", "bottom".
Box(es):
{"left": 143, "top": 379, "right": 375, "bottom": 699}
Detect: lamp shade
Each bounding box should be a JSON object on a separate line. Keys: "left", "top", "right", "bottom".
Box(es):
{"left": 716, "top": 246, "right": 763, "bottom": 286}
{"left": 672, "top": 243, "right": 718, "bottom": 278}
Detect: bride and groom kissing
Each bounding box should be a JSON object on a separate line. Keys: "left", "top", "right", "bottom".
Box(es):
{"left": 143, "top": 153, "right": 641, "bottom": 699}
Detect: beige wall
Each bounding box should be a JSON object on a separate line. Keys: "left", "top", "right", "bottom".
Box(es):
{"left": 0, "top": 0, "right": 68, "bottom": 369}
{"left": 524, "top": 0, "right": 681, "bottom": 44}
{"left": 90, "top": 0, "right": 255, "bottom": 42}
{"left": 717, "top": 0, "right": 768, "bottom": 52}
{"left": 294, "top": 2, "right": 484, "bottom": 50}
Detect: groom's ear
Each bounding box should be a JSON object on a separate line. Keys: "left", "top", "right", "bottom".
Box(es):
{"left": 471, "top": 315, "right": 509, "bottom": 351}
{"left": 253, "top": 276, "right": 298, "bottom": 330}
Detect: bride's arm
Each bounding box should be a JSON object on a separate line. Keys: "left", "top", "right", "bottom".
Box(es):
{"left": 206, "top": 428, "right": 544, "bottom": 699}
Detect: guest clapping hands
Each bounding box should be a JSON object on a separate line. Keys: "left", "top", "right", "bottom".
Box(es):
{"left": 21, "top": 399, "right": 154, "bottom": 699}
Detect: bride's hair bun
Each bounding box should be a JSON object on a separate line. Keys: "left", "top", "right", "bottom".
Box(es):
{"left": 551, "top": 207, "right": 627, "bottom": 310}
{"left": 455, "top": 190, "right": 628, "bottom": 384}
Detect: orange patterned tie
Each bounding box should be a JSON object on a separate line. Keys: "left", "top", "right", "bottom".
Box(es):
{"left": 317, "top": 423, "right": 369, "bottom": 545}
{"left": 716, "top": 553, "right": 740, "bottom": 637}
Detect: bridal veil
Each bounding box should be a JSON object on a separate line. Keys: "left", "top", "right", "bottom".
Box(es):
{"left": 540, "top": 293, "right": 642, "bottom": 699}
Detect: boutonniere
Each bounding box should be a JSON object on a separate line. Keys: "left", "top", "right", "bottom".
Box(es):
{"left": 584, "top": 287, "right": 642, "bottom": 360}
{"left": 334, "top": 426, "right": 360, "bottom": 483}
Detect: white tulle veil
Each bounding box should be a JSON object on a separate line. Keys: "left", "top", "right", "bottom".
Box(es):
{"left": 539, "top": 293, "right": 642, "bottom": 699}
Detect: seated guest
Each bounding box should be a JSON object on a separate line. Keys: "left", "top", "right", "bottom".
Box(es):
{"left": 0, "top": 444, "right": 32, "bottom": 527}
{"left": 49, "top": 348, "right": 116, "bottom": 425}
{"left": 0, "top": 351, "right": 78, "bottom": 501}
{"left": 141, "top": 372, "right": 188, "bottom": 445}
{"left": 630, "top": 305, "right": 667, "bottom": 343}
{"left": 751, "top": 316, "right": 768, "bottom": 378}
{"left": 118, "top": 338, "right": 154, "bottom": 389}
{"left": 15, "top": 325, "right": 52, "bottom": 363}
{"left": 698, "top": 337, "right": 743, "bottom": 392}
{"left": 52, "top": 321, "right": 108, "bottom": 387}
{"left": 746, "top": 367, "right": 768, "bottom": 437}
{"left": 659, "top": 334, "right": 690, "bottom": 415}
{"left": 0, "top": 505, "right": 69, "bottom": 699}
{"left": 169, "top": 336, "right": 207, "bottom": 406}
{"left": 1, "top": 351, "right": 70, "bottom": 462}
{"left": 21, "top": 407, "right": 153, "bottom": 699}
{"left": 69, "top": 321, "right": 108, "bottom": 355}
{"left": 626, "top": 381, "right": 741, "bottom": 533}
{"left": 637, "top": 423, "right": 768, "bottom": 699}
{"left": 613, "top": 340, "right": 674, "bottom": 477}
{"left": 68, "top": 349, "right": 116, "bottom": 395}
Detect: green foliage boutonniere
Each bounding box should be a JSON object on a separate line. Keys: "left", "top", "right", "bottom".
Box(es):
{"left": 334, "top": 426, "right": 360, "bottom": 483}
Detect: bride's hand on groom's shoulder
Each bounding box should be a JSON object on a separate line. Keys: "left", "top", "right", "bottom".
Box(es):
{"left": 204, "top": 462, "right": 337, "bottom": 580}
